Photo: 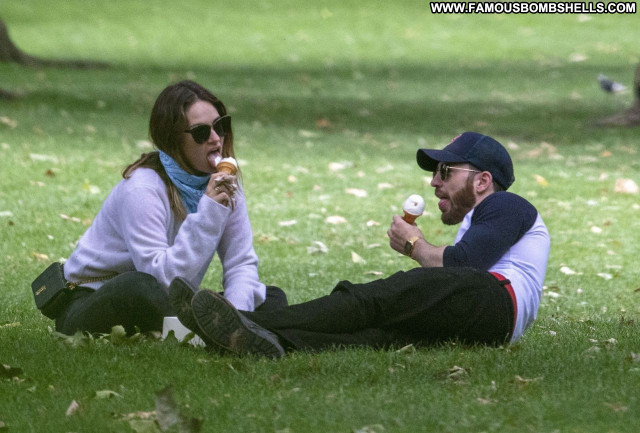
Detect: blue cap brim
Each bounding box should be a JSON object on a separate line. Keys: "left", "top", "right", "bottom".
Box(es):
{"left": 416, "top": 149, "right": 468, "bottom": 172}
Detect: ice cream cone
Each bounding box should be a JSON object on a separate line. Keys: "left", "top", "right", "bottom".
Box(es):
{"left": 402, "top": 194, "right": 425, "bottom": 225}
{"left": 217, "top": 161, "right": 237, "bottom": 175}
{"left": 216, "top": 157, "right": 238, "bottom": 175}
{"left": 402, "top": 211, "right": 420, "bottom": 225}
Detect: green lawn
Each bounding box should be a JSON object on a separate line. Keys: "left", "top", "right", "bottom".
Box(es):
{"left": 1, "top": 1, "right": 640, "bottom": 432}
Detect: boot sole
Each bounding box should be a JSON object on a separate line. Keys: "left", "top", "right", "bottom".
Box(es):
{"left": 191, "top": 290, "right": 284, "bottom": 358}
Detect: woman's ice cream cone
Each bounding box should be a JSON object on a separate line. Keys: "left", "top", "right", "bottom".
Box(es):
{"left": 216, "top": 157, "right": 238, "bottom": 175}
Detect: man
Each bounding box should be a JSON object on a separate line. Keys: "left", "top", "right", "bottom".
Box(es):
{"left": 169, "top": 132, "right": 550, "bottom": 357}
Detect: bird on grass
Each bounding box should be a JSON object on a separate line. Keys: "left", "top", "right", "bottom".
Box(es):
{"left": 597, "top": 74, "right": 627, "bottom": 93}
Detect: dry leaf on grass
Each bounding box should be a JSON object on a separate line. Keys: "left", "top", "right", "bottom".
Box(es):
{"left": 307, "top": 241, "right": 328, "bottom": 254}
{"left": 514, "top": 375, "right": 542, "bottom": 385}
{"left": 345, "top": 188, "right": 367, "bottom": 198}
{"left": 66, "top": 400, "right": 80, "bottom": 416}
{"left": 351, "top": 251, "right": 366, "bottom": 264}
{"left": 533, "top": 174, "right": 548, "bottom": 187}
{"left": 325, "top": 215, "right": 347, "bottom": 224}
{"left": 614, "top": 178, "right": 639, "bottom": 194}
{"left": 278, "top": 219, "right": 298, "bottom": 227}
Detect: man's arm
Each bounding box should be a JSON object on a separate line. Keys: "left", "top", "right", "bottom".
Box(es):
{"left": 387, "top": 215, "right": 446, "bottom": 268}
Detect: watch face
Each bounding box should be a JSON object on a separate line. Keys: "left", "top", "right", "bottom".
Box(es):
{"left": 404, "top": 240, "right": 412, "bottom": 256}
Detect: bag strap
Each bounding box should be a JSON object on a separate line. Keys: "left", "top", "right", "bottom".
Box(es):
{"left": 63, "top": 264, "right": 118, "bottom": 289}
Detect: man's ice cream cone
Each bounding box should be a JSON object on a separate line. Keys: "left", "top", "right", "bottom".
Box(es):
{"left": 402, "top": 194, "right": 425, "bottom": 224}
{"left": 216, "top": 157, "right": 238, "bottom": 175}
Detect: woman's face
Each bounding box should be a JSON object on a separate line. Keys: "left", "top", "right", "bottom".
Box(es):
{"left": 181, "top": 100, "right": 224, "bottom": 175}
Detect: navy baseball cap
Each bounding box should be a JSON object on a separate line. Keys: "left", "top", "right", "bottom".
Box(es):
{"left": 417, "top": 132, "right": 515, "bottom": 190}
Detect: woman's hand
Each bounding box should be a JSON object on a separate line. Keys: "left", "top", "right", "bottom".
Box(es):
{"left": 205, "top": 173, "right": 237, "bottom": 208}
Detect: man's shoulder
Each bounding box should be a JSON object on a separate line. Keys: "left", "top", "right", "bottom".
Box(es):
{"left": 472, "top": 191, "right": 539, "bottom": 230}
{"left": 478, "top": 191, "right": 537, "bottom": 213}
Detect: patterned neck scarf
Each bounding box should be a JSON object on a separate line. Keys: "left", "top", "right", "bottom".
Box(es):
{"left": 158, "top": 150, "right": 209, "bottom": 214}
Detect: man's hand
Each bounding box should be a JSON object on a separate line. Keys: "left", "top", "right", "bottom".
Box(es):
{"left": 387, "top": 215, "right": 446, "bottom": 267}
{"left": 387, "top": 215, "right": 424, "bottom": 255}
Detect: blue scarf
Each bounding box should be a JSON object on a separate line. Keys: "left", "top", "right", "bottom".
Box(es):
{"left": 158, "top": 150, "right": 210, "bottom": 214}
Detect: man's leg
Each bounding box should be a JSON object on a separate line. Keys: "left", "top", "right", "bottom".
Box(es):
{"left": 56, "top": 271, "right": 172, "bottom": 335}
{"left": 244, "top": 267, "right": 514, "bottom": 349}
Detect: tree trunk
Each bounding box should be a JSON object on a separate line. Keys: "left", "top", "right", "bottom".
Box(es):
{"left": 0, "top": 17, "right": 108, "bottom": 68}
{"left": 597, "top": 62, "right": 640, "bottom": 127}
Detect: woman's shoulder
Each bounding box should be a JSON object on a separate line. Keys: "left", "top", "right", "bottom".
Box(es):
{"left": 122, "top": 167, "right": 165, "bottom": 190}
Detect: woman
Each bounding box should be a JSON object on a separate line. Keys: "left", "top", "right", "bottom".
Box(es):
{"left": 54, "top": 80, "right": 286, "bottom": 335}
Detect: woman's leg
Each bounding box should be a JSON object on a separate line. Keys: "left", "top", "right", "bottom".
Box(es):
{"left": 56, "top": 271, "right": 172, "bottom": 335}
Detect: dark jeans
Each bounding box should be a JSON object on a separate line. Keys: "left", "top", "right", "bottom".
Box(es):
{"left": 243, "top": 267, "right": 515, "bottom": 352}
{"left": 55, "top": 271, "right": 288, "bottom": 335}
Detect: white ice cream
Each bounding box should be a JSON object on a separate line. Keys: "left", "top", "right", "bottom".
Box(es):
{"left": 403, "top": 194, "right": 425, "bottom": 216}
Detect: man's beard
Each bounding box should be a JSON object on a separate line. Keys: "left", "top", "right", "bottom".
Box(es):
{"left": 441, "top": 178, "right": 476, "bottom": 225}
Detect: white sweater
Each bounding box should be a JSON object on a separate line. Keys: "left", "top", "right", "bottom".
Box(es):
{"left": 63, "top": 167, "right": 266, "bottom": 311}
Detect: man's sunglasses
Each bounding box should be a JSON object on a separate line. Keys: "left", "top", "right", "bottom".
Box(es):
{"left": 184, "top": 115, "right": 231, "bottom": 144}
{"left": 434, "top": 163, "right": 481, "bottom": 181}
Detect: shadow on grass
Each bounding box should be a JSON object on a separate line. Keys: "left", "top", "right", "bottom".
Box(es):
{"left": 2, "top": 60, "right": 636, "bottom": 142}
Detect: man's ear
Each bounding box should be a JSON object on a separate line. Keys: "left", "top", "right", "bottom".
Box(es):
{"left": 475, "top": 171, "right": 494, "bottom": 194}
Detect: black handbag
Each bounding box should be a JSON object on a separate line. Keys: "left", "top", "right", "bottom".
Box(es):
{"left": 31, "top": 263, "right": 115, "bottom": 319}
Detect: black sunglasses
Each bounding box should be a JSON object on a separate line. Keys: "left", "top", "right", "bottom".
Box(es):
{"left": 434, "top": 163, "right": 481, "bottom": 181}
{"left": 184, "top": 115, "right": 231, "bottom": 144}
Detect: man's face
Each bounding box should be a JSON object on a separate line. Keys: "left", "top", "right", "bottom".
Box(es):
{"left": 430, "top": 162, "right": 478, "bottom": 225}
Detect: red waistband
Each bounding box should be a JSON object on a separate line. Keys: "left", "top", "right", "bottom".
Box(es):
{"left": 490, "top": 272, "right": 517, "bottom": 332}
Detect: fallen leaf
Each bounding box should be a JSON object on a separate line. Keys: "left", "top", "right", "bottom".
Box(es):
{"left": 353, "top": 424, "right": 385, "bottom": 433}
{"left": 375, "top": 164, "right": 394, "bottom": 174}
{"left": 377, "top": 183, "right": 393, "bottom": 190}
{"left": 287, "top": 175, "right": 297, "bottom": 183}
{"left": 31, "top": 252, "right": 50, "bottom": 262}
{"left": 476, "top": 398, "right": 496, "bottom": 405}
{"left": 29, "top": 153, "right": 59, "bottom": 163}
{"left": 597, "top": 273, "right": 613, "bottom": 280}
{"left": 600, "top": 150, "right": 612, "bottom": 157}
{"left": 514, "top": 375, "right": 542, "bottom": 385}
{"left": 299, "top": 129, "right": 318, "bottom": 138}
{"left": 325, "top": 215, "right": 347, "bottom": 224}
{"left": 95, "top": 390, "right": 122, "bottom": 399}
{"left": 569, "top": 53, "right": 588, "bottom": 62}
{"left": 278, "top": 220, "right": 297, "bottom": 227}
{"left": 45, "top": 169, "right": 56, "bottom": 177}
{"left": 0, "top": 322, "right": 20, "bottom": 329}
{"left": 366, "top": 220, "right": 380, "bottom": 227}
{"left": 315, "top": 118, "right": 331, "bottom": 128}
{"left": 307, "top": 241, "right": 328, "bottom": 254}
{"left": 364, "top": 270, "right": 383, "bottom": 276}
{"left": 345, "top": 188, "right": 367, "bottom": 198}
{"left": 448, "top": 366, "right": 468, "bottom": 381}
{"left": 351, "top": 251, "right": 366, "bottom": 264}
{"left": 136, "top": 140, "right": 153, "bottom": 149}
{"left": 630, "top": 352, "right": 640, "bottom": 363}
{"left": 0, "top": 116, "right": 18, "bottom": 128}
{"left": 614, "top": 178, "right": 639, "bottom": 194}
{"left": 533, "top": 174, "right": 548, "bottom": 187}
{"left": 0, "top": 211, "right": 13, "bottom": 217}
{"left": 66, "top": 400, "right": 80, "bottom": 416}
{"left": 603, "top": 402, "right": 628, "bottom": 412}
{"left": 590, "top": 226, "right": 603, "bottom": 234}
{"left": 329, "top": 161, "right": 351, "bottom": 172}
{"left": 128, "top": 419, "right": 160, "bottom": 433}
{"left": 1, "top": 364, "right": 23, "bottom": 379}
{"left": 560, "top": 266, "right": 577, "bottom": 275}
{"left": 155, "top": 386, "right": 203, "bottom": 433}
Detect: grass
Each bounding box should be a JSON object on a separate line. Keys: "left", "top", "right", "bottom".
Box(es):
{"left": 1, "top": 1, "right": 640, "bottom": 431}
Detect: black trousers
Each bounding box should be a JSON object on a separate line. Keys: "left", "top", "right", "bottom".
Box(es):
{"left": 243, "top": 267, "right": 515, "bottom": 352}
{"left": 55, "top": 271, "right": 288, "bottom": 335}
